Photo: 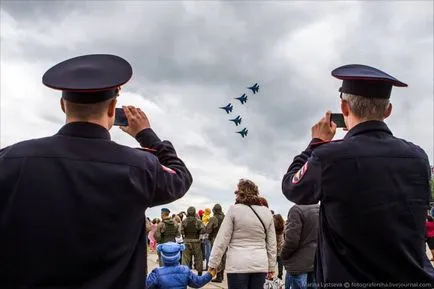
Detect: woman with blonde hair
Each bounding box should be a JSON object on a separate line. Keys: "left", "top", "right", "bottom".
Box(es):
{"left": 209, "top": 178, "right": 276, "bottom": 289}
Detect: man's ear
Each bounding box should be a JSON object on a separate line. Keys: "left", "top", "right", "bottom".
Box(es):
{"left": 384, "top": 103, "right": 392, "bottom": 119}
{"left": 341, "top": 100, "right": 350, "bottom": 117}
{"left": 108, "top": 98, "right": 117, "bottom": 117}
{"left": 60, "top": 98, "right": 65, "bottom": 113}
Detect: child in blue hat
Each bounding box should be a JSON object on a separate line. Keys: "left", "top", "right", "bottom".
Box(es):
{"left": 146, "top": 242, "right": 215, "bottom": 288}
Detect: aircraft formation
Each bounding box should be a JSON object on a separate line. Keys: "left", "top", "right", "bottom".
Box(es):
{"left": 218, "top": 83, "right": 260, "bottom": 138}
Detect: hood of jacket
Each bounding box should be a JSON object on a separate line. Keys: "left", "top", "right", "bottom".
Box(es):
{"left": 212, "top": 204, "right": 223, "bottom": 214}
{"left": 187, "top": 206, "right": 196, "bottom": 217}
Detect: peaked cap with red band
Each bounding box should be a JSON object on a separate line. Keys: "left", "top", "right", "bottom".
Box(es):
{"left": 42, "top": 54, "right": 133, "bottom": 103}
{"left": 331, "top": 64, "right": 407, "bottom": 99}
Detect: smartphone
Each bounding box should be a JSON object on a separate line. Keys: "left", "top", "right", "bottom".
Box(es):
{"left": 114, "top": 108, "right": 128, "bottom": 126}
{"left": 330, "top": 113, "right": 346, "bottom": 128}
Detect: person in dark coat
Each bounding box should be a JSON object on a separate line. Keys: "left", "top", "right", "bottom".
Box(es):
{"left": 0, "top": 54, "right": 193, "bottom": 289}
{"left": 281, "top": 64, "right": 434, "bottom": 286}
{"left": 281, "top": 204, "right": 319, "bottom": 289}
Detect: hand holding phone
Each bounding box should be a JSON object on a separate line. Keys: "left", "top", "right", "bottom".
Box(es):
{"left": 114, "top": 108, "right": 128, "bottom": 126}
{"left": 311, "top": 111, "right": 337, "bottom": 141}
{"left": 330, "top": 113, "right": 347, "bottom": 129}
{"left": 117, "top": 106, "right": 151, "bottom": 138}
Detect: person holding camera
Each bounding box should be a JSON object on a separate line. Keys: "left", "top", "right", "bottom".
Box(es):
{"left": 281, "top": 64, "right": 433, "bottom": 285}
{"left": 0, "top": 54, "right": 193, "bottom": 289}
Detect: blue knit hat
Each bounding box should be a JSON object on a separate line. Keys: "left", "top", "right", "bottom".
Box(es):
{"left": 157, "top": 242, "right": 185, "bottom": 266}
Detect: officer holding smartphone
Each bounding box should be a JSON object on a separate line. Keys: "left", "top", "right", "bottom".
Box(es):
{"left": 0, "top": 54, "right": 193, "bottom": 288}
{"left": 281, "top": 64, "right": 433, "bottom": 285}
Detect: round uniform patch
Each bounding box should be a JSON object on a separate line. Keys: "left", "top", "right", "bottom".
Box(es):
{"left": 292, "top": 162, "right": 308, "bottom": 184}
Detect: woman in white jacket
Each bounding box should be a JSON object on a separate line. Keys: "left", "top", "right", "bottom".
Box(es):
{"left": 208, "top": 178, "right": 277, "bottom": 289}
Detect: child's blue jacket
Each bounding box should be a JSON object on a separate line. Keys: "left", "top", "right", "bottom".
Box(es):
{"left": 146, "top": 265, "right": 212, "bottom": 289}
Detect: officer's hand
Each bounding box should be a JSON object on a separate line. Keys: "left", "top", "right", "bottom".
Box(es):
{"left": 267, "top": 272, "right": 274, "bottom": 280}
{"left": 311, "top": 111, "right": 336, "bottom": 141}
{"left": 119, "top": 106, "right": 151, "bottom": 137}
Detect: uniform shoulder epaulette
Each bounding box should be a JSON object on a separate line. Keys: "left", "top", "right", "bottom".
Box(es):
{"left": 310, "top": 139, "right": 344, "bottom": 149}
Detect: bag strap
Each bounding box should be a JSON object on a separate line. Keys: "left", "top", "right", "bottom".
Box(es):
{"left": 248, "top": 205, "right": 267, "bottom": 239}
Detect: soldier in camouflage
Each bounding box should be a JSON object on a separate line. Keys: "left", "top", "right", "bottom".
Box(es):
{"left": 154, "top": 208, "right": 180, "bottom": 266}
{"left": 181, "top": 206, "right": 205, "bottom": 275}
{"left": 205, "top": 204, "right": 226, "bottom": 283}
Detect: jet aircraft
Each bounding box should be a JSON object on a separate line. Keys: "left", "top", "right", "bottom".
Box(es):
{"left": 236, "top": 127, "right": 248, "bottom": 138}
{"left": 235, "top": 93, "right": 248, "bottom": 104}
{"left": 219, "top": 103, "right": 233, "bottom": 114}
{"left": 229, "top": 115, "right": 242, "bottom": 126}
{"left": 247, "top": 83, "right": 259, "bottom": 94}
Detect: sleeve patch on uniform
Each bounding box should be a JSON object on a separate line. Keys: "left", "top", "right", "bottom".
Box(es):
{"left": 292, "top": 162, "right": 308, "bottom": 184}
{"left": 161, "top": 165, "right": 176, "bottom": 174}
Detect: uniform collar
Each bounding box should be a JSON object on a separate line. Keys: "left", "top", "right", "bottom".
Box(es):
{"left": 344, "top": 120, "right": 392, "bottom": 139}
{"left": 57, "top": 122, "right": 111, "bottom": 140}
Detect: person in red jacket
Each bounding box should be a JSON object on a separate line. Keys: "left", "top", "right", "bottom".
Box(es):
{"left": 426, "top": 216, "right": 434, "bottom": 261}
{"left": 198, "top": 210, "right": 204, "bottom": 220}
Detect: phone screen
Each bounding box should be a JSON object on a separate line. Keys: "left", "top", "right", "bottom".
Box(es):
{"left": 114, "top": 108, "right": 128, "bottom": 126}
{"left": 330, "top": 113, "right": 346, "bottom": 128}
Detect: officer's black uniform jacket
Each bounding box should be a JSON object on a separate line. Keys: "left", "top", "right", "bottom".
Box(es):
{"left": 0, "top": 122, "right": 193, "bottom": 289}
{"left": 282, "top": 120, "right": 434, "bottom": 286}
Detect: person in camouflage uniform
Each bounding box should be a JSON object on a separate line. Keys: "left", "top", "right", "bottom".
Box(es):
{"left": 154, "top": 208, "right": 180, "bottom": 266}
{"left": 181, "top": 206, "right": 205, "bottom": 275}
{"left": 205, "top": 204, "right": 226, "bottom": 283}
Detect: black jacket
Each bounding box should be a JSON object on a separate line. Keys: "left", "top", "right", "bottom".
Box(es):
{"left": 0, "top": 122, "right": 192, "bottom": 289}
{"left": 281, "top": 204, "right": 319, "bottom": 274}
{"left": 282, "top": 120, "right": 433, "bottom": 286}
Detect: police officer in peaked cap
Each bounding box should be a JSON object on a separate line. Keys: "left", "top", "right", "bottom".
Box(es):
{"left": 281, "top": 64, "right": 434, "bottom": 285}
{"left": 0, "top": 54, "right": 193, "bottom": 288}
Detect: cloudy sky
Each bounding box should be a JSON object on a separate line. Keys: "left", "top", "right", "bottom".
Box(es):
{"left": 1, "top": 0, "right": 433, "bottom": 218}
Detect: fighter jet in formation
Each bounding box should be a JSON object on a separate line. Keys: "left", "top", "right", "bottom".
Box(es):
{"left": 234, "top": 93, "right": 248, "bottom": 104}
{"left": 236, "top": 128, "right": 248, "bottom": 138}
{"left": 229, "top": 115, "right": 242, "bottom": 126}
{"left": 219, "top": 103, "right": 233, "bottom": 114}
{"left": 247, "top": 83, "right": 259, "bottom": 94}
{"left": 218, "top": 82, "right": 260, "bottom": 138}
